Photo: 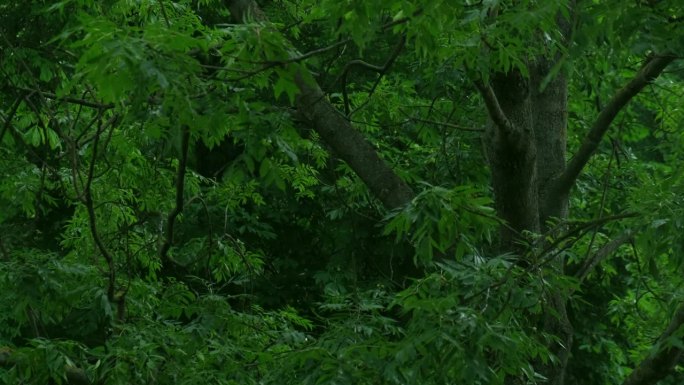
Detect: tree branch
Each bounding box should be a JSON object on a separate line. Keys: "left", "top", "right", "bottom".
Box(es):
{"left": 473, "top": 79, "right": 517, "bottom": 134}
{"left": 226, "top": 0, "right": 414, "bottom": 209}
{"left": 270, "top": 39, "right": 352, "bottom": 66}
{"left": 338, "top": 34, "right": 406, "bottom": 115}
{"left": 551, "top": 54, "right": 676, "bottom": 198}
{"left": 533, "top": 212, "right": 639, "bottom": 269}
{"left": 219, "top": 8, "right": 418, "bottom": 83}
{"left": 13, "top": 86, "right": 115, "bottom": 109}
{"left": 294, "top": 72, "right": 414, "bottom": 208}
{"left": 575, "top": 230, "right": 633, "bottom": 285}
{"left": 82, "top": 114, "right": 119, "bottom": 307}
{"left": 621, "top": 302, "right": 684, "bottom": 385}
{"left": 0, "top": 98, "right": 22, "bottom": 144}
{"left": 222, "top": 39, "right": 353, "bottom": 82}
{"left": 398, "top": 109, "right": 484, "bottom": 132}
{"left": 159, "top": 125, "right": 190, "bottom": 262}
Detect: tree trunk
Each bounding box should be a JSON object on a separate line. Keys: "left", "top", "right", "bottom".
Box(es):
{"left": 531, "top": 61, "right": 573, "bottom": 385}
{"left": 225, "top": 2, "right": 678, "bottom": 385}
{"left": 533, "top": 62, "right": 569, "bottom": 225}
{"left": 485, "top": 64, "right": 573, "bottom": 385}
{"left": 484, "top": 70, "right": 540, "bottom": 248}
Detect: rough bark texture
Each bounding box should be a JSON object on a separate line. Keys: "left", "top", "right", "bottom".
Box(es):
{"left": 294, "top": 73, "right": 415, "bottom": 209}
{"left": 482, "top": 71, "right": 540, "bottom": 247}
{"left": 225, "top": 0, "right": 414, "bottom": 210}
{"left": 486, "top": 53, "right": 676, "bottom": 385}
{"left": 482, "top": 63, "right": 573, "bottom": 385}
{"left": 533, "top": 62, "right": 569, "bottom": 226}
{"left": 226, "top": 0, "right": 264, "bottom": 22}
{"left": 530, "top": 60, "right": 572, "bottom": 385}
{"left": 532, "top": 54, "right": 675, "bottom": 385}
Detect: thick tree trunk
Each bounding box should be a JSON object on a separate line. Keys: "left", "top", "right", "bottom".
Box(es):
{"left": 489, "top": 52, "right": 676, "bottom": 385}
{"left": 486, "top": 5, "right": 574, "bottom": 382}
{"left": 531, "top": 61, "right": 573, "bottom": 385}
{"left": 485, "top": 65, "right": 572, "bottom": 385}
{"left": 225, "top": 3, "right": 680, "bottom": 385}
{"left": 483, "top": 71, "right": 540, "bottom": 247}
{"left": 533, "top": 63, "right": 569, "bottom": 225}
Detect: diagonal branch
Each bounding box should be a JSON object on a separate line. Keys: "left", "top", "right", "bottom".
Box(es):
{"left": 294, "top": 72, "right": 415, "bottom": 209}
{"left": 574, "top": 230, "right": 633, "bottom": 285}
{"left": 226, "top": 0, "right": 414, "bottom": 209}
{"left": 473, "top": 79, "right": 517, "bottom": 135}
{"left": 0, "top": 98, "right": 22, "bottom": 144}
{"left": 621, "top": 302, "right": 684, "bottom": 385}
{"left": 551, "top": 54, "right": 677, "bottom": 198}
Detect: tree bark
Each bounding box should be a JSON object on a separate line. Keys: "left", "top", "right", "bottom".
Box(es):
{"left": 294, "top": 73, "right": 415, "bottom": 209}
{"left": 621, "top": 303, "right": 684, "bottom": 385}
{"left": 531, "top": 60, "right": 572, "bottom": 385}
{"left": 533, "top": 61, "right": 569, "bottom": 226}
{"left": 225, "top": 0, "right": 414, "bottom": 210}
{"left": 479, "top": 70, "right": 540, "bottom": 247}
{"left": 480, "top": 63, "right": 574, "bottom": 385}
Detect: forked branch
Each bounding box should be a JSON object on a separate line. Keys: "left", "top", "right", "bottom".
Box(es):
{"left": 473, "top": 79, "right": 517, "bottom": 135}
{"left": 551, "top": 54, "right": 677, "bottom": 198}
{"left": 339, "top": 35, "right": 406, "bottom": 115}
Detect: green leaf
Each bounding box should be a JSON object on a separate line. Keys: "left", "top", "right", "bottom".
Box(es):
{"left": 273, "top": 68, "right": 299, "bottom": 105}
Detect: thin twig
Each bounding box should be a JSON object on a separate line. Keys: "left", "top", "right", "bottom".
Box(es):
{"left": 13, "top": 86, "right": 114, "bottom": 109}
{"left": 159, "top": 125, "right": 191, "bottom": 263}
{"left": 82, "top": 114, "right": 120, "bottom": 305}
{"left": 398, "top": 109, "right": 484, "bottom": 132}
{"left": 0, "top": 98, "right": 22, "bottom": 144}
{"left": 222, "top": 8, "right": 418, "bottom": 82}
{"left": 335, "top": 35, "right": 405, "bottom": 116}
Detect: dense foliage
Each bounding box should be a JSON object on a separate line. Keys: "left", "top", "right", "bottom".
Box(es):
{"left": 1, "top": 1, "right": 683, "bottom": 384}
